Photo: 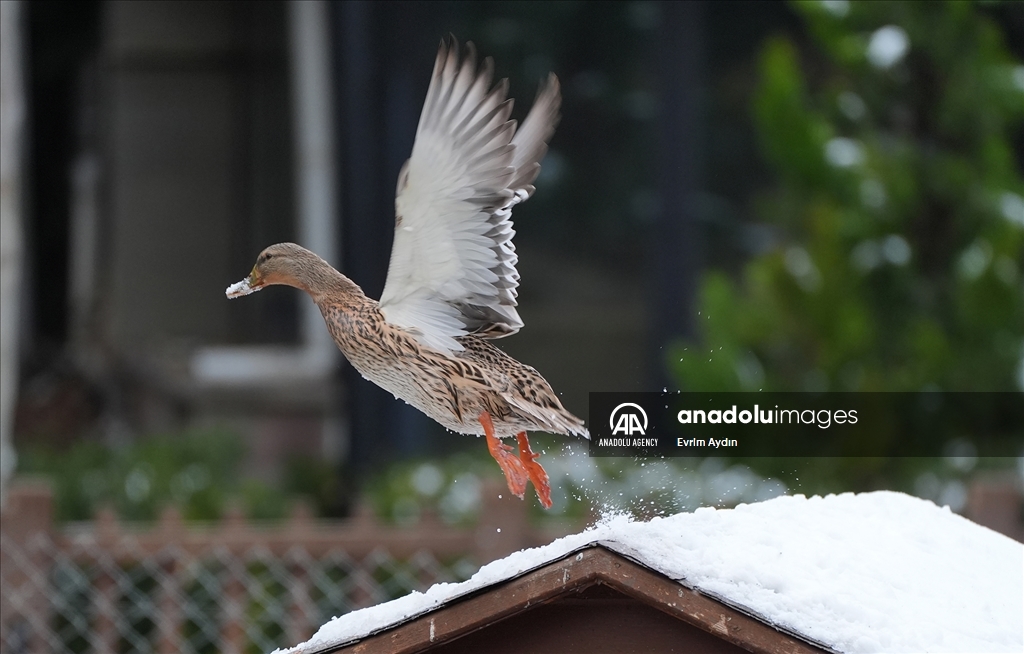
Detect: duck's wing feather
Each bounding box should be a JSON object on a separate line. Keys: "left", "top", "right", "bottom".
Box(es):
{"left": 378, "top": 38, "right": 561, "bottom": 353}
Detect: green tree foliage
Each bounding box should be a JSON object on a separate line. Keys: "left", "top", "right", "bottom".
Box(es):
{"left": 674, "top": 0, "right": 1024, "bottom": 393}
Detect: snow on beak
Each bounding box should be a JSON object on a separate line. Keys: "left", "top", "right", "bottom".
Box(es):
{"left": 225, "top": 268, "right": 263, "bottom": 298}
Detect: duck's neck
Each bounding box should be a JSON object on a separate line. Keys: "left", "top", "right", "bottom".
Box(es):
{"left": 297, "top": 266, "right": 369, "bottom": 309}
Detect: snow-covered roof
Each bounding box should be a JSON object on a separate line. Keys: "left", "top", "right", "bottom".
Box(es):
{"left": 281, "top": 491, "right": 1023, "bottom": 654}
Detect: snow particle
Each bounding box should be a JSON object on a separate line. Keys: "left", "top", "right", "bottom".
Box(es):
{"left": 824, "top": 137, "right": 865, "bottom": 168}
{"left": 225, "top": 279, "right": 257, "bottom": 298}
{"left": 1012, "top": 65, "right": 1024, "bottom": 92}
{"left": 784, "top": 246, "right": 823, "bottom": 292}
{"left": 881, "top": 234, "right": 911, "bottom": 266}
{"left": 411, "top": 463, "right": 444, "bottom": 497}
{"left": 837, "top": 91, "right": 866, "bottom": 121}
{"left": 820, "top": 0, "right": 849, "bottom": 17}
{"left": 866, "top": 25, "right": 910, "bottom": 69}
{"left": 1000, "top": 192, "right": 1024, "bottom": 227}
{"left": 958, "top": 240, "right": 993, "bottom": 280}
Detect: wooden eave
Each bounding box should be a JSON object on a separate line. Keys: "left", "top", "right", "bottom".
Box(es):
{"left": 300, "top": 545, "right": 831, "bottom": 654}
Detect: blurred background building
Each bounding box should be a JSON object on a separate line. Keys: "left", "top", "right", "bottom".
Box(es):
{"left": 3, "top": 0, "right": 1023, "bottom": 518}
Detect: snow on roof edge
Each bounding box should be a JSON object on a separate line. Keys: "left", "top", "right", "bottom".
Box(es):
{"left": 292, "top": 541, "right": 603, "bottom": 654}
{"left": 298, "top": 540, "right": 839, "bottom": 654}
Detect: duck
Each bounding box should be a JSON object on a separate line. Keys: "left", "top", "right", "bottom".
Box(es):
{"left": 226, "top": 38, "right": 587, "bottom": 509}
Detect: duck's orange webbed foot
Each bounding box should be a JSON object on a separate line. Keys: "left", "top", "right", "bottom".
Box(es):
{"left": 480, "top": 412, "right": 527, "bottom": 499}
{"left": 517, "top": 432, "right": 552, "bottom": 509}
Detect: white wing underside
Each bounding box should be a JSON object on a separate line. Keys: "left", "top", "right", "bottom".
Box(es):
{"left": 379, "top": 39, "right": 561, "bottom": 353}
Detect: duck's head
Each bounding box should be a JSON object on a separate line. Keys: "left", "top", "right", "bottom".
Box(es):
{"left": 226, "top": 242, "right": 323, "bottom": 298}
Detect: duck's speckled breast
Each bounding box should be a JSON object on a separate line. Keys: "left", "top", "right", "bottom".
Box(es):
{"left": 318, "top": 301, "right": 495, "bottom": 434}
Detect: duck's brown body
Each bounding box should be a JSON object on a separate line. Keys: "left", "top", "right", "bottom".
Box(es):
{"left": 293, "top": 261, "right": 584, "bottom": 439}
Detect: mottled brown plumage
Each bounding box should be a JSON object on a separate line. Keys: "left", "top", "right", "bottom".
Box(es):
{"left": 227, "top": 39, "right": 586, "bottom": 508}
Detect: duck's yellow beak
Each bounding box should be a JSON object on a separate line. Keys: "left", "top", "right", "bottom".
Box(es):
{"left": 225, "top": 266, "right": 264, "bottom": 298}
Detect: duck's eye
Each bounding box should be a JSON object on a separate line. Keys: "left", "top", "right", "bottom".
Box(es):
{"left": 260, "top": 252, "right": 274, "bottom": 263}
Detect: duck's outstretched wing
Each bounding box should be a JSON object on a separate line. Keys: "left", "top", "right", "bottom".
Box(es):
{"left": 378, "top": 38, "right": 561, "bottom": 353}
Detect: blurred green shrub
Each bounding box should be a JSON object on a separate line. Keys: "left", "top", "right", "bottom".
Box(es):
{"left": 16, "top": 429, "right": 295, "bottom": 522}
{"left": 674, "top": 0, "right": 1023, "bottom": 393}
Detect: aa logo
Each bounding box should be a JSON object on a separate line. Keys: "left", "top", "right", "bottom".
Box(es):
{"left": 610, "top": 403, "right": 648, "bottom": 436}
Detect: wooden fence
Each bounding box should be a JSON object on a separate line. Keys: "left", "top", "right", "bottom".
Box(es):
{"left": 4, "top": 474, "right": 1017, "bottom": 654}
{"left": 0, "top": 478, "right": 577, "bottom": 654}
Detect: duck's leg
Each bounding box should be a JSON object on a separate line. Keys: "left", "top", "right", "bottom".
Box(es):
{"left": 516, "top": 432, "right": 552, "bottom": 509}
{"left": 480, "top": 411, "right": 527, "bottom": 498}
